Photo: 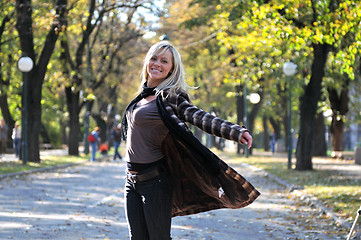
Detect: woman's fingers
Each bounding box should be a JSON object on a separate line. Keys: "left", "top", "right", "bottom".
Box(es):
{"left": 241, "top": 132, "right": 253, "bottom": 149}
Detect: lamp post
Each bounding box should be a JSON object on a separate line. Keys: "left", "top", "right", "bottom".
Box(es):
{"left": 243, "top": 87, "right": 261, "bottom": 157}
{"left": 18, "top": 56, "right": 34, "bottom": 165}
{"left": 243, "top": 84, "right": 248, "bottom": 157}
{"left": 283, "top": 61, "right": 297, "bottom": 169}
{"left": 83, "top": 98, "right": 90, "bottom": 154}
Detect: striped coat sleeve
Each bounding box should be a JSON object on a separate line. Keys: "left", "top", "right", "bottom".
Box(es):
{"left": 165, "top": 90, "right": 249, "bottom": 143}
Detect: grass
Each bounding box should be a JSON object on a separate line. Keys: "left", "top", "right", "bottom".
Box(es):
{"left": 214, "top": 149, "right": 361, "bottom": 220}
{"left": 0, "top": 154, "right": 88, "bottom": 175}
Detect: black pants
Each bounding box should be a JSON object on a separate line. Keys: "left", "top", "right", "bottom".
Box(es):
{"left": 125, "top": 171, "right": 173, "bottom": 240}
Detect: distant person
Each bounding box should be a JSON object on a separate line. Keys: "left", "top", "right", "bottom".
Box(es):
{"left": 120, "top": 41, "right": 259, "bottom": 239}
{"left": 99, "top": 143, "right": 109, "bottom": 156}
{"left": 0, "top": 119, "right": 9, "bottom": 157}
{"left": 12, "top": 124, "right": 21, "bottom": 158}
{"left": 270, "top": 131, "right": 276, "bottom": 154}
{"left": 89, "top": 127, "right": 100, "bottom": 162}
{"left": 111, "top": 123, "right": 122, "bottom": 162}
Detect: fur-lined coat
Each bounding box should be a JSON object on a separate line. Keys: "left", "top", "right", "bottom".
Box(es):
{"left": 155, "top": 89, "right": 260, "bottom": 217}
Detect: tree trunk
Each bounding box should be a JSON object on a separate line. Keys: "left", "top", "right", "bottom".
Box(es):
{"left": 28, "top": 80, "right": 42, "bottom": 162}
{"left": 0, "top": 49, "right": 16, "bottom": 147}
{"left": 236, "top": 85, "right": 244, "bottom": 154}
{"left": 16, "top": 0, "right": 67, "bottom": 162}
{"left": 328, "top": 80, "right": 349, "bottom": 151}
{"left": 40, "top": 122, "right": 51, "bottom": 144}
{"left": 296, "top": 43, "right": 330, "bottom": 170}
{"left": 263, "top": 116, "right": 270, "bottom": 151}
{"left": 0, "top": 93, "right": 15, "bottom": 148}
{"left": 312, "top": 112, "right": 327, "bottom": 156}
{"left": 66, "top": 87, "right": 80, "bottom": 155}
{"left": 330, "top": 117, "right": 344, "bottom": 151}
{"left": 269, "top": 116, "right": 281, "bottom": 140}
{"left": 60, "top": 118, "right": 67, "bottom": 145}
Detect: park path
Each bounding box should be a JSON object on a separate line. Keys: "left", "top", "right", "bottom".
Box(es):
{"left": 0, "top": 160, "right": 348, "bottom": 240}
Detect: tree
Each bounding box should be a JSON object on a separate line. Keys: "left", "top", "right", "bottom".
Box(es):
{"left": 190, "top": 0, "right": 361, "bottom": 170}
{"left": 15, "top": 0, "right": 67, "bottom": 162}
{"left": 162, "top": 0, "right": 297, "bottom": 155}
{"left": 152, "top": 0, "right": 229, "bottom": 145}
{"left": 59, "top": 0, "right": 159, "bottom": 156}
{"left": 290, "top": 1, "right": 360, "bottom": 170}
{"left": 0, "top": 1, "right": 17, "bottom": 144}
{"left": 327, "top": 77, "right": 350, "bottom": 151}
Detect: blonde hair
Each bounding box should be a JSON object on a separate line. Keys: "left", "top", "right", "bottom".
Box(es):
{"left": 140, "top": 41, "right": 190, "bottom": 94}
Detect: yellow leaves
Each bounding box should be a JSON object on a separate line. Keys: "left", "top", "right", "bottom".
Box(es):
{"left": 169, "top": 0, "right": 203, "bottom": 23}
{"left": 86, "top": 93, "right": 96, "bottom": 101}
{"left": 341, "top": 2, "right": 349, "bottom": 12}
{"left": 293, "top": 35, "right": 305, "bottom": 47}
{"left": 67, "top": 23, "right": 83, "bottom": 35}
{"left": 312, "top": 28, "right": 323, "bottom": 43}
{"left": 237, "top": 21, "right": 250, "bottom": 30}
{"left": 357, "top": 10, "right": 361, "bottom": 18}
{"left": 212, "top": 12, "right": 232, "bottom": 32}
{"left": 252, "top": 5, "right": 270, "bottom": 20}
{"left": 274, "top": 4, "right": 285, "bottom": 10}
{"left": 226, "top": 91, "right": 236, "bottom": 98}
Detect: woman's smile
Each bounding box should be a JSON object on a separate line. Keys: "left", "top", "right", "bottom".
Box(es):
{"left": 147, "top": 49, "right": 173, "bottom": 84}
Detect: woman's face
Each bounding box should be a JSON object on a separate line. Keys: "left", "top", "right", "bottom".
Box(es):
{"left": 146, "top": 49, "right": 173, "bottom": 83}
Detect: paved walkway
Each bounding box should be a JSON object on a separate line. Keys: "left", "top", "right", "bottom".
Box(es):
{"left": 0, "top": 157, "right": 351, "bottom": 239}
{"left": 0, "top": 149, "right": 69, "bottom": 162}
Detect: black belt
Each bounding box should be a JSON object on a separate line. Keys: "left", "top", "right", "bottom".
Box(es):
{"left": 127, "top": 166, "right": 162, "bottom": 183}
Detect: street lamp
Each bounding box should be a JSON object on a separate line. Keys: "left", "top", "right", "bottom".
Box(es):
{"left": 159, "top": 34, "right": 170, "bottom": 41}
{"left": 283, "top": 61, "right": 297, "bottom": 169}
{"left": 115, "top": 114, "right": 121, "bottom": 122}
{"left": 249, "top": 93, "right": 261, "bottom": 105}
{"left": 18, "top": 56, "right": 34, "bottom": 165}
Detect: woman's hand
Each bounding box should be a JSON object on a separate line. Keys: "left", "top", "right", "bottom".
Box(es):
{"left": 240, "top": 131, "right": 253, "bottom": 149}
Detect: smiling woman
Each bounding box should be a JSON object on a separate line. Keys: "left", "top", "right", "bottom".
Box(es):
{"left": 146, "top": 49, "right": 173, "bottom": 86}
{"left": 119, "top": 41, "right": 259, "bottom": 240}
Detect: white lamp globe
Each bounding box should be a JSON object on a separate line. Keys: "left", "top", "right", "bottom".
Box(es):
{"left": 18, "top": 57, "right": 34, "bottom": 72}
{"left": 323, "top": 109, "right": 333, "bottom": 117}
{"left": 283, "top": 62, "right": 297, "bottom": 76}
{"left": 249, "top": 93, "right": 261, "bottom": 104}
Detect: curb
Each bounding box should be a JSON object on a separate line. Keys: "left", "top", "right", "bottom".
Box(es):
{"left": 241, "top": 162, "right": 352, "bottom": 230}
{"left": 0, "top": 163, "right": 81, "bottom": 180}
